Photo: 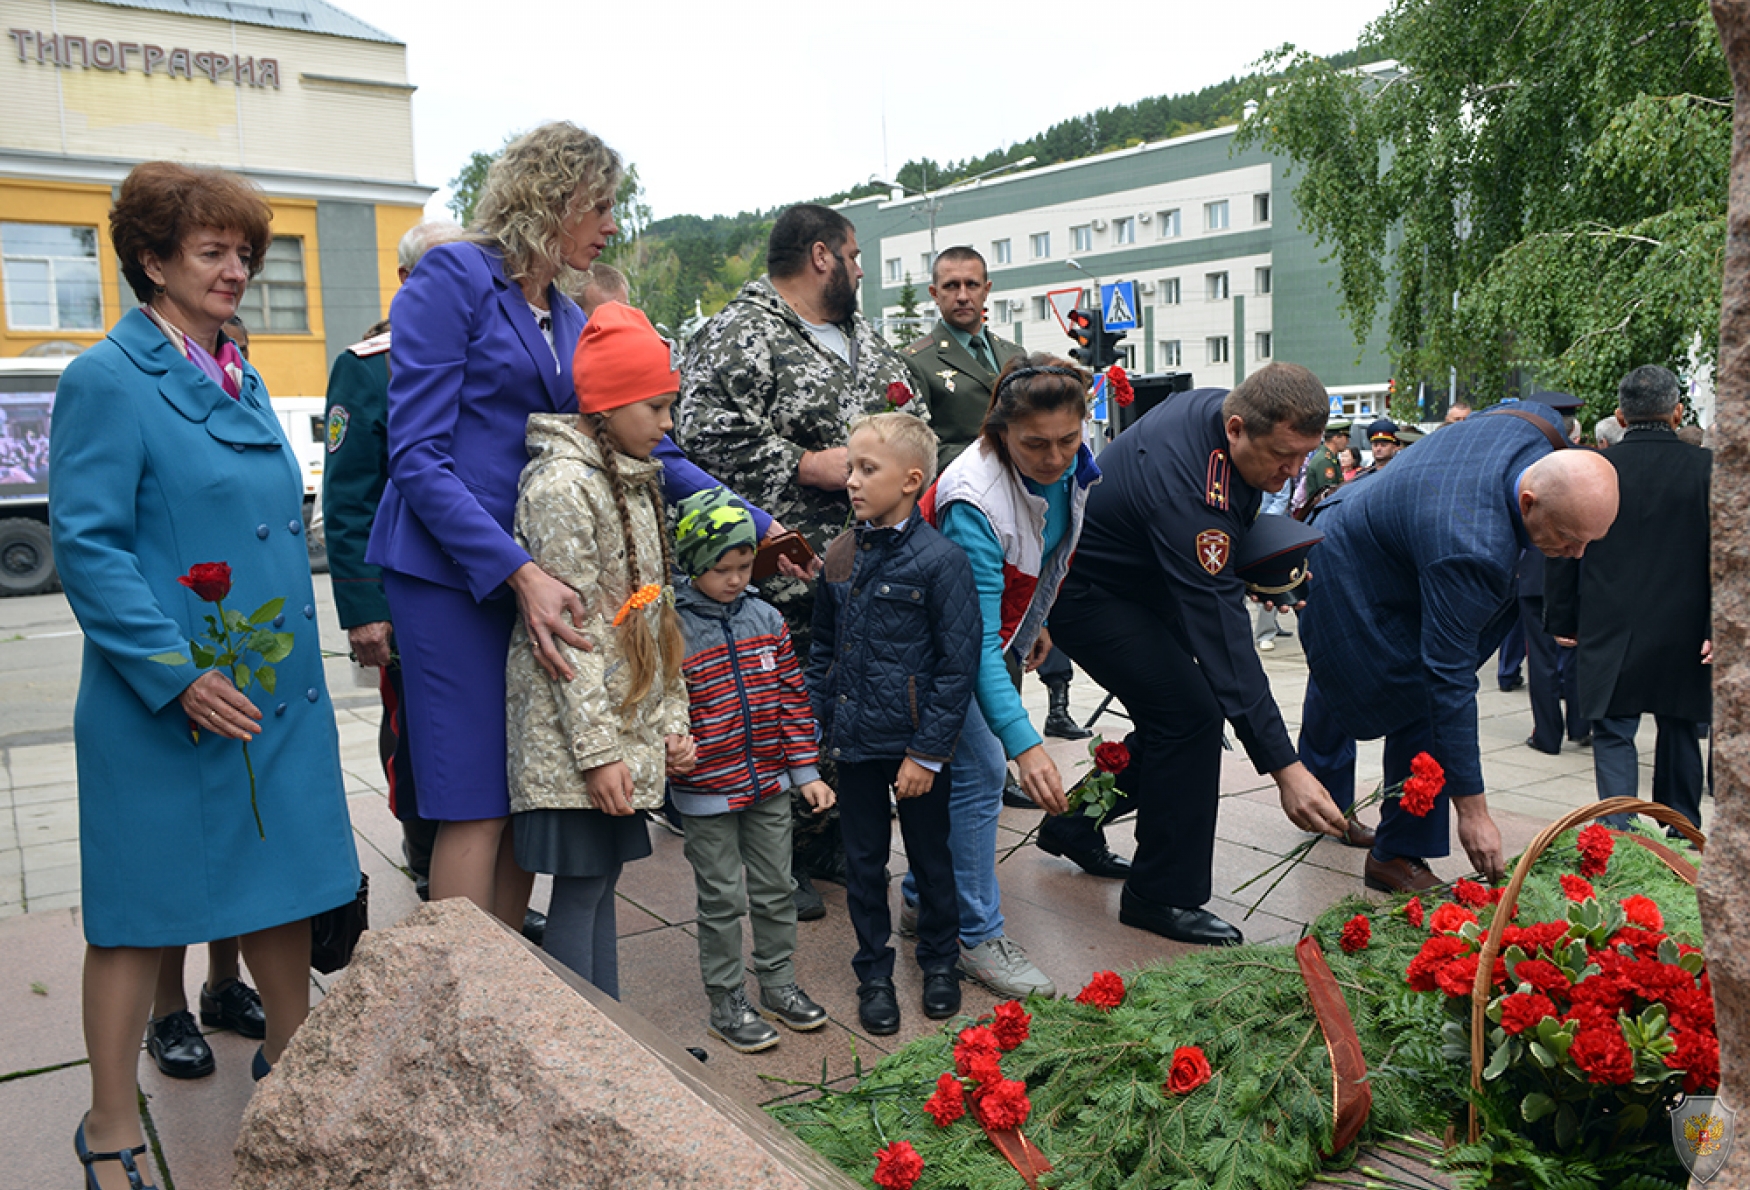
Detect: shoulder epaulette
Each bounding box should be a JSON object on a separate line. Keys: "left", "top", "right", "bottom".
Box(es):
{"left": 1204, "top": 449, "right": 1232, "bottom": 511}
{"left": 904, "top": 334, "right": 935, "bottom": 356}
{"left": 347, "top": 330, "right": 392, "bottom": 358}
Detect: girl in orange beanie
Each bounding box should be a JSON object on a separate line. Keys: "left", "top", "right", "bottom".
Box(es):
{"left": 505, "top": 301, "right": 696, "bottom": 996}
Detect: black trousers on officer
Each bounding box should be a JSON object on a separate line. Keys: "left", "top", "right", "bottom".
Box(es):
{"left": 379, "top": 660, "right": 438, "bottom": 881}
{"left": 836, "top": 757, "right": 959, "bottom": 984}
{"left": 1521, "top": 594, "right": 1586, "bottom": 752}
{"left": 1047, "top": 572, "right": 1223, "bottom": 907}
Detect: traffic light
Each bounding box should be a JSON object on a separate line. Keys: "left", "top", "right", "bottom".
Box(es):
{"left": 1096, "top": 321, "right": 1128, "bottom": 371}
{"left": 1066, "top": 305, "right": 1128, "bottom": 370}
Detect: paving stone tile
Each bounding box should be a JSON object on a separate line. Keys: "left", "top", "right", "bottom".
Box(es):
{"left": 6, "top": 742, "right": 78, "bottom": 789}
{"left": 0, "top": 1062, "right": 168, "bottom": 1190}
{"left": 15, "top": 798, "right": 78, "bottom": 847}
{"left": 0, "top": 907, "right": 88, "bottom": 1075}
{"left": 140, "top": 1028, "right": 263, "bottom": 1190}
{"left": 24, "top": 861, "right": 80, "bottom": 901}
{"left": 11, "top": 779, "right": 77, "bottom": 807}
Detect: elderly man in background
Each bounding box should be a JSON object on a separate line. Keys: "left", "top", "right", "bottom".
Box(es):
{"left": 1300, "top": 402, "right": 1619, "bottom": 893}
{"left": 1545, "top": 366, "right": 1711, "bottom": 831}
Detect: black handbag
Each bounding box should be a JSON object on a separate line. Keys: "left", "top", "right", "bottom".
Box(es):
{"left": 309, "top": 872, "right": 369, "bottom": 974}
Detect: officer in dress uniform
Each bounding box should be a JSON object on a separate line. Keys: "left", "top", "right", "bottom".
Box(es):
{"left": 905, "top": 247, "right": 1091, "bottom": 747}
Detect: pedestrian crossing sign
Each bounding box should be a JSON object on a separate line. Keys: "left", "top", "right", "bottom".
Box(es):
{"left": 1100, "top": 281, "right": 1137, "bottom": 331}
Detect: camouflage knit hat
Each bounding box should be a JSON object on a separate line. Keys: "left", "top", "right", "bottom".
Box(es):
{"left": 674, "top": 487, "right": 758, "bottom": 577}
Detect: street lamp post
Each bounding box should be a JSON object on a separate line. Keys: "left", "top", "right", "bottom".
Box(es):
{"left": 870, "top": 155, "right": 1037, "bottom": 262}
{"left": 1064, "top": 256, "right": 1102, "bottom": 310}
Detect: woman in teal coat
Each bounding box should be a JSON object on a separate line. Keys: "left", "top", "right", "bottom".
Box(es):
{"left": 49, "top": 162, "right": 357, "bottom": 1190}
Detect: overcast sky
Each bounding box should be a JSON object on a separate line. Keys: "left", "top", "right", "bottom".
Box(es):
{"left": 336, "top": 0, "right": 1389, "bottom": 223}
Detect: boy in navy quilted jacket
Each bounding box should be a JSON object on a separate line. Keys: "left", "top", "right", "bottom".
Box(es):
{"left": 670, "top": 488, "right": 836, "bottom": 1054}
{"left": 806, "top": 413, "right": 979, "bottom": 1036}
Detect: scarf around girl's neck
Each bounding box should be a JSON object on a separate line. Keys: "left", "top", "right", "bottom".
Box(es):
{"left": 145, "top": 305, "right": 246, "bottom": 400}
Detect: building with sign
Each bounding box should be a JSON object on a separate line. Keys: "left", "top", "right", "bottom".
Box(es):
{"left": 0, "top": 0, "right": 430, "bottom": 398}
{"left": 845, "top": 125, "right": 1393, "bottom": 419}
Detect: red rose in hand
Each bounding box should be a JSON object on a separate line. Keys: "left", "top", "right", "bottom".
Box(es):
{"left": 1093, "top": 740, "right": 1130, "bottom": 774}
{"left": 990, "top": 1000, "right": 1031, "bottom": 1051}
{"left": 1075, "top": 970, "right": 1126, "bottom": 1010}
{"left": 177, "top": 561, "right": 233, "bottom": 602}
{"left": 1165, "top": 1045, "right": 1213, "bottom": 1094}
{"left": 972, "top": 1076, "right": 1032, "bottom": 1130}
{"left": 886, "top": 381, "right": 914, "bottom": 408}
{"left": 872, "top": 1140, "right": 924, "bottom": 1190}
{"left": 924, "top": 1071, "right": 966, "bottom": 1127}
{"left": 1339, "top": 914, "right": 1371, "bottom": 953}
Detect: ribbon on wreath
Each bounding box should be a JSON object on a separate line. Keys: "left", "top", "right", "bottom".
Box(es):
{"left": 1295, "top": 936, "right": 1372, "bottom": 1157}
{"left": 1607, "top": 828, "right": 1699, "bottom": 886}
{"left": 980, "top": 1124, "right": 1053, "bottom": 1188}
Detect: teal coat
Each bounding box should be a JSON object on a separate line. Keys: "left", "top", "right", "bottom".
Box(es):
{"left": 49, "top": 309, "right": 358, "bottom": 947}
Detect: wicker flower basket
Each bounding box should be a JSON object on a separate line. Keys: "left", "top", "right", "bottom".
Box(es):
{"left": 1466, "top": 795, "right": 1707, "bottom": 1142}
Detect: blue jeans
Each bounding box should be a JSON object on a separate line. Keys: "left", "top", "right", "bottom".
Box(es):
{"left": 901, "top": 706, "right": 1007, "bottom": 947}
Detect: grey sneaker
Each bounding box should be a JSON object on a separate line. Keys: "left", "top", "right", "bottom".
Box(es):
{"left": 707, "top": 988, "right": 779, "bottom": 1053}
{"left": 759, "top": 983, "right": 828, "bottom": 1031}
{"left": 958, "top": 935, "right": 1057, "bottom": 999}
{"left": 897, "top": 897, "right": 919, "bottom": 937}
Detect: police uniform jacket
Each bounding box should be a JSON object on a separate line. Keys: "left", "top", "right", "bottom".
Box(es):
{"left": 903, "top": 319, "right": 1024, "bottom": 473}
{"left": 1543, "top": 427, "right": 1711, "bottom": 723}
{"left": 1068, "top": 388, "right": 1297, "bottom": 773}
{"left": 322, "top": 321, "right": 393, "bottom": 628}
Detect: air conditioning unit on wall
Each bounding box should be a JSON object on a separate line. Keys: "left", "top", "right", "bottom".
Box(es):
{"left": 1138, "top": 211, "right": 1153, "bottom": 223}
{"left": 1091, "top": 218, "right": 1108, "bottom": 231}
{"left": 1138, "top": 281, "right": 1156, "bottom": 295}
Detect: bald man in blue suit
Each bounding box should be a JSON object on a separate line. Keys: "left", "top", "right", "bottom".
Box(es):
{"left": 1298, "top": 404, "right": 1620, "bottom": 893}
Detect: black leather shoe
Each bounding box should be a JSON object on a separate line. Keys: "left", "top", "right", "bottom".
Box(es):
{"left": 199, "top": 979, "right": 266, "bottom": 1039}
{"left": 251, "top": 1046, "right": 271, "bottom": 1081}
{"left": 1575, "top": 733, "right": 1593, "bottom": 748}
{"left": 1362, "top": 852, "right": 1441, "bottom": 893}
{"left": 1043, "top": 680, "right": 1092, "bottom": 740}
{"left": 921, "top": 970, "right": 961, "bottom": 1019}
{"left": 1498, "top": 674, "right": 1524, "bottom": 692}
{"left": 1001, "top": 773, "right": 1036, "bottom": 809}
{"left": 1118, "top": 888, "right": 1242, "bottom": 946}
{"left": 793, "top": 873, "right": 826, "bottom": 922}
{"left": 1037, "top": 819, "right": 1132, "bottom": 879}
{"left": 522, "top": 909, "right": 547, "bottom": 945}
{"left": 146, "top": 1010, "right": 214, "bottom": 1079}
{"left": 857, "top": 978, "right": 901, "bottom": 1035}
{"left": 1525, "top": 736, "right": 1561, "bottom": 756}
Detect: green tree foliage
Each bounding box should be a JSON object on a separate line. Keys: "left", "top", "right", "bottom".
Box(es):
{"left": 890, "top": 272, "right": 921, "bottom": 346}
{"left": 1240, "top": 1, "right": 1728, "bottom": 420}
{"left": 445, "top": 146, "right": 500, "bottom": 227}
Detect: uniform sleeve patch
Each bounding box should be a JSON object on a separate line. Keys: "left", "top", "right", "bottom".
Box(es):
{"left": 326, "top": 406, "right": 350, "bottom": 453}
{"left": 1196, "top": 529, "right": 1232, "bottom": 575}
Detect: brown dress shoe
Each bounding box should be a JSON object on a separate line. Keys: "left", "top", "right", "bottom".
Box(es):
{"left": 1340, "top": 820, "right": 1377, "bottom": 850}
{"left": 1363, "top": 853, "right": 1440, "bottom": 893}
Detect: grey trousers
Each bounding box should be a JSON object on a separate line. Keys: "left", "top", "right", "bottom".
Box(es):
{"left": 1593, "top": 714, "right": 1704, "bottom": 830}
{"left": 681, "top": 793, "right": 798, "bottom": 993}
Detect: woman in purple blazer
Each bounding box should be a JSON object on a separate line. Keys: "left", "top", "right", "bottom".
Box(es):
{"left": 366, "top": 123, "right": 619, "bottom": 927}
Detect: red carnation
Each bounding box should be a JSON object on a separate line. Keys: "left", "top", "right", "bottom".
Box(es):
{"left": 972, "top": 1076, "right": 1032, "bottom": 1130}
{"left": 1435, "top": 954, "right": 1481, "bottom": 998}
{"left": 1569, "top": 1020, "right": 1636, "bottom": 1085}
{"left": 1664, "top": 987, "right": 1717, "bottom": 1033}
{"left": 1667, "top": 1028, "right": 1722, "bottom": 1094}
{"left": 1429, "top": 903, "right": 1478, "bottom": 936}
{"left": 1093, "top": 740, "right": 1130, "bottom": 774}
{"left": 1399, "top": 775, "right": 1439, "bottom": 817}
{"left": 872, "top": 1140, "right": 924, "bottom": 1190}
{"left": 1576, "top": 824, "right": 1614, "bottom": 877}
{"left": 990, "top": 1000, "right": 1031, "bottom": 1051}
{"left": 1404, "top": 896, "right": 1425, "bottom": 928}
{"left": 923, "top": 1072, "right": 966, "bottom": 1127}
{"left": 1410, "top": 751, "right": 1443, "bottom": 782}
{"left": 1499, "top": 993, "right": 1558, "bottom": 1035}
{"left": 1511, "top": 957, "right": 1571, "bottom": 998}
{"left": 1453, "top": 879, "right": 1490, "bottom": 909}
{"left": 953, "top": 1025, "right": 1002, "bottom": 1082}
{"left": 1075, "top": 970, "right": 1126, "bottom": 1011}
{"left": 1166, "top": 1045, "right": 1214, "bottom": 1094}
{"left": 177, "top": 561, "right": 232, "bottom": 602}
{"left": 1406, "top": 935, "right": 1470, "bottom": 992}
{"left": 1339, "top": 914, "right": 1371, "bottom": 953}
{"left": 1560, "top": 874, "right": 1595, "bottom": 901}
{"left": 885, "top": 381, "right": 914, "bottom": 408}
{"left": 1106, "top": 365, "right": 1135, "bottom": 407}
{"left": 1621, "top": 895, "right": 1663, "bottom": 931}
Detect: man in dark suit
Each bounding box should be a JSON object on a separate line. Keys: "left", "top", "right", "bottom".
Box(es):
{"left": 904, "top": 247, "right": 1092, "bottom": 744}
{"left": 1300, "top": 403, "right": 1620, "bottom": 892}
{"left": 1544, "top": 366, "right": 1711, "bottom": 829}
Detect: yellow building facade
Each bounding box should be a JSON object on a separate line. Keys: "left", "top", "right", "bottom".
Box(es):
{"left": 0, "top": 0, "right": 431, "bottom": 396}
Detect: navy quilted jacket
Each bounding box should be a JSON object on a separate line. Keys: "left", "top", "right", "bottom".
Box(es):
{"left": 806, "top": 517, "right": 979, "bottom": 766}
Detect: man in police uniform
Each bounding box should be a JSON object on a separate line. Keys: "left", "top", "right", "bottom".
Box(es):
{"left": 902, "top": 246, "right": 1090, "bottom": 744}
{"left": 1044, "top": 363, "right": 1352, "bottom": 945}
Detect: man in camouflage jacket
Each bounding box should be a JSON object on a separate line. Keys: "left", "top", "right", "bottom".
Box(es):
{"left": 676, "top": 204, "right": 925, "bottom": 654}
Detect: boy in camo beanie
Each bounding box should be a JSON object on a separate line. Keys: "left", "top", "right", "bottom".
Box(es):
{"left": 674, "top": 487, "right": 759, "bottom": 577}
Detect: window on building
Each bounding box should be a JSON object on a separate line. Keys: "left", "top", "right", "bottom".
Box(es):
{"left": 236, "top": 237, "right": 309, "bottom": 333}
{"left": 1031, "top": 295, "right": 1050, "bottom": 321}
{"left": 992, "top": 238, "right": 1012, "bottom": 265}
{"left": 1160, "top": 340, "right": 1183, "bottom": 367}
{"left": 1115, "top": 343, "right": 1137, "bottom": 369}
{"left": 1156, "top": 208, "right": 1182, "bottom": 238}
{"left": 1256, "top": 266, "right": 1272, "bottom": 295}
{"left": 1254, "top": 192, "right": 1272, "bottom": 224}
{"left": 1206, "top": 271, "right": 1229, "bottom": 301}
{"left": 1071, "top": 225, "right": 1093, "bottom": 253}
{"left": 1208, "top": 335, "right": 1230, "bottom": 364}
{"left": 1, "top": 222, "right": 102, "bottom": 331}
{"left": 1256, "top": 331, "right": 1273, "bottom": 359}
{"left": 1160, "top": 277, "right": 1181, "bottom": 305}
{"left": 1205, "top": 200, "right": 1230, "bottom": 231}
{"left": 1113, "top": 216, "right": 1136, "bottom": 245}
{"left": 921, "top": 252, "right": 934, "bottom": 276}
{"left": 885, "top": 258, "right": 902, "bottom": 284}
{"left": 1031, "top": 232, "right": 1051, "bottom": 259}
{"left": 992, "top": 299, "right": 1016, "bottom": 323}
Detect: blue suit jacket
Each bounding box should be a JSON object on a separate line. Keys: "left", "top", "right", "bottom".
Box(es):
{"left": 1300, "top": 403, "right": 1563, "bottom": 797}
{"left": 366, "top": 242, "right": 584, "bottom": 601}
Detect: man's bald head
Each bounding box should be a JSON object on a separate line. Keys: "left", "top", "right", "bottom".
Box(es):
{"left": 1518, "top": 450, "right": 1619, "bottom": 558}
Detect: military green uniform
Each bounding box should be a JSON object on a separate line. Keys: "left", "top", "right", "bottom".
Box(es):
{"left": 675, "top": 275, "right": 925, "bottom": 653}
{"left": 902, "top": 319, "right": 1025, "bottom": 472}
{"left": 323, "top": 320, "right": 393, "bottom": 628}
{"left": 1298, "top": 442, "right": 1346, "bottom": 515}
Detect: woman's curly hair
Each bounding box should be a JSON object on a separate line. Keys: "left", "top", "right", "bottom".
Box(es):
{"left": 471, "top": 121, "right": 622, "bottom": 289}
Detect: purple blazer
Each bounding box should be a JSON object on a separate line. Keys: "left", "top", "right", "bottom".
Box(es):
{"left": 365, "top": 242, "right": 582, "bottom": 601}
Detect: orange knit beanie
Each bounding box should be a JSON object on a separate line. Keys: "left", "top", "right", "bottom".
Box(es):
{"left": 572, "top": 301, "right": 681, "bottom": 414}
